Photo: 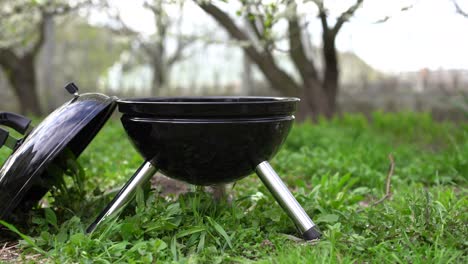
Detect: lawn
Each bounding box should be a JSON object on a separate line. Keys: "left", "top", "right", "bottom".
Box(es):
{"left": 0, "top": 112, "right": 467, "bottom": 263}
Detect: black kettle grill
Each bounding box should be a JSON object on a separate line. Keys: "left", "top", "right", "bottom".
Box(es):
{"left": 0, "top": 83, "right": 320, "bottom": 240}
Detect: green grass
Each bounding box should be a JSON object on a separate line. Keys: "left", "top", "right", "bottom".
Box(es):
{"left": 0, "top": 112, "right": 467, "bottom": 263}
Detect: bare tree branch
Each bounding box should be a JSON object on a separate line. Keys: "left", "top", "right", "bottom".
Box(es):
{"left": 105, "top": 7, "right": 140, "bottom": 36}
{"left": 28, "top": 12, "right": 48, "bottom": 57}
{"left": 356, "top": 154, "right": 395, "bottom": 213}
{"left": 312, "top": 0, "right": 329, "bottom": 31}
{"left": 373, "top": 5, "right": 413, "bottom": 24}
{"left": 143, "top": 0, "right": 163, "bottom": 17}
{"left": 241, "top": 3, "right": 280, "bottom": 53}
{"left": 453, "top": 0, "right": 468, "bottom": 18}
{"left": 167, "top": 1, "right": 194, "bottom": 67}
{"left": 143, "top": 0, "right": 169, "bottom": 41}
{"left": 332, "top": 0, "right": 363, "bottom": 35}
{"left": 287, "top": 1, "right": 318, "bottom": 80}
{"left": 199, "top": 2, "right": 272, "bottom": 64}
{"left": 246, "top": 11, "right": 263, "bottom": 42}
{"left": 198, "top": 2, "right": 259, "bottom": 58}
{"left": 104, "top": 5, "right": 158, "bottom": 57}
{"left": 167, "top": 38, "right": 191, "bottom": 67}
{"left": 311, "top": 0, "right": 363, "bottom": 36}
{"left": 239, "top": 0, "right": 266, "bottom": 41}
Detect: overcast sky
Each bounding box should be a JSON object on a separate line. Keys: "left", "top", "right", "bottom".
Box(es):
{"left": 102, "top": 0, "right": 468, "bottom": 73}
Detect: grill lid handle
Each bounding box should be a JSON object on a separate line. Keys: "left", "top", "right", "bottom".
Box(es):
{"left": 0, "top": 112, "right": 32, "bottom": 135}
{"left": 65, "top": 82, "right": 80, "bottom": 97}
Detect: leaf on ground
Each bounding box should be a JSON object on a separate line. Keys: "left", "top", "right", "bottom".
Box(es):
{"left": 316, "top": 214, "right": 339, "bottom": 223}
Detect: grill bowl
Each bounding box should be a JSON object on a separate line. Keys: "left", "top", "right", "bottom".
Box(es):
{"left": 117, "top": 97, "right": 298, "bottom": 185}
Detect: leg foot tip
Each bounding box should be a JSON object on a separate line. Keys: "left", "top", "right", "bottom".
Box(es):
{"left": 303, "top": 226, "right": 321, "bottom": 240}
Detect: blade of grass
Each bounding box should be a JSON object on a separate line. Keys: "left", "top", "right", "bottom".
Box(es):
{"left": 0, "top": 220, "right": 47, "bottom": 255}
{"left": 197, "top": 232, "right": 206, "bottom": 253}
{"left": 171, "top": 235, "right": 178, "bottom": 261}
{"left": 176, "top": 226, "right": 206, "bottom": 238}
{"left": 206, "top": 216, "right": 232, "bottom": 249}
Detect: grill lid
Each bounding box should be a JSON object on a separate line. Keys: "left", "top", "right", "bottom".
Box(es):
{"left": 0, "top": 83, "right": 117, "bottom": 219}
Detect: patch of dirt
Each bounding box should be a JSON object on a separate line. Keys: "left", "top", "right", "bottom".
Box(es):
{"left": 151, "top": 173, "right": 232, "bottom": 202}
{"left": 151, "top": 173, "right": 190, "bottom": 197}
{"left": 0, "top": 242, "right": 19, "bottom": 263}
{"left": 0, "top": 242, "right": 46, "bottom": 263}
{"left": 260, "top": 239, "right": 275, "bottom": 251}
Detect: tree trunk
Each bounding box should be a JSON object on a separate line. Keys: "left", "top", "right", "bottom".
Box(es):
{"left": 322, "top": 34, "right": 339, "bottom": 116}
{"left": 303, "top": 77, "right": 332, "bottom": 118}
{"left": 242, "top": 52, "right": 254, "bottom": 95}
{"left": 295, "top": 88, "right": 313, "bottom": 122}
{"left": 287, "top": 13, "right": 331, "bottom": 119}
{"left": 256, "top": 56, "right": 299, "bottom": 97}
{"left": 151, "top": 61, "right": 166, "bottom": 96}
{"left": 0, "top": 14, "right": 46, "bottom": 116}
{"left": 41, "top": 15, "right": 56, "bottom": 112}
{"left": 4, "top": 55, "right": 42, "bottom": 115}
{"left": 150, "top": 44, "right": 168, "bottom": 96}
{"left": 151, "top": 0, "right": 168, "bottom": 97}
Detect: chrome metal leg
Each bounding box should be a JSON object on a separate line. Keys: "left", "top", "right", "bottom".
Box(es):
{"left": 86, "top": 161, "right": 158, "bottom": 233}
{"left": 255, "top": 161, "right": 321, "bottom": 240}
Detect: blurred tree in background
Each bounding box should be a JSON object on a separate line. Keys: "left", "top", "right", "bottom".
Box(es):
{"left": 0, "top": 0, "right": 98, "bottom": 115}
{"left": 198, "top": 0, "right": 363, "bottom": 119}
{"left": 108, "top": 0, "right": 194, "bottom": 96}
{"left": 0, "top": 0, "right": 465, "bottom": 121}
{"left": 39, "top": 16, "right": 128, "bottom": 111}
